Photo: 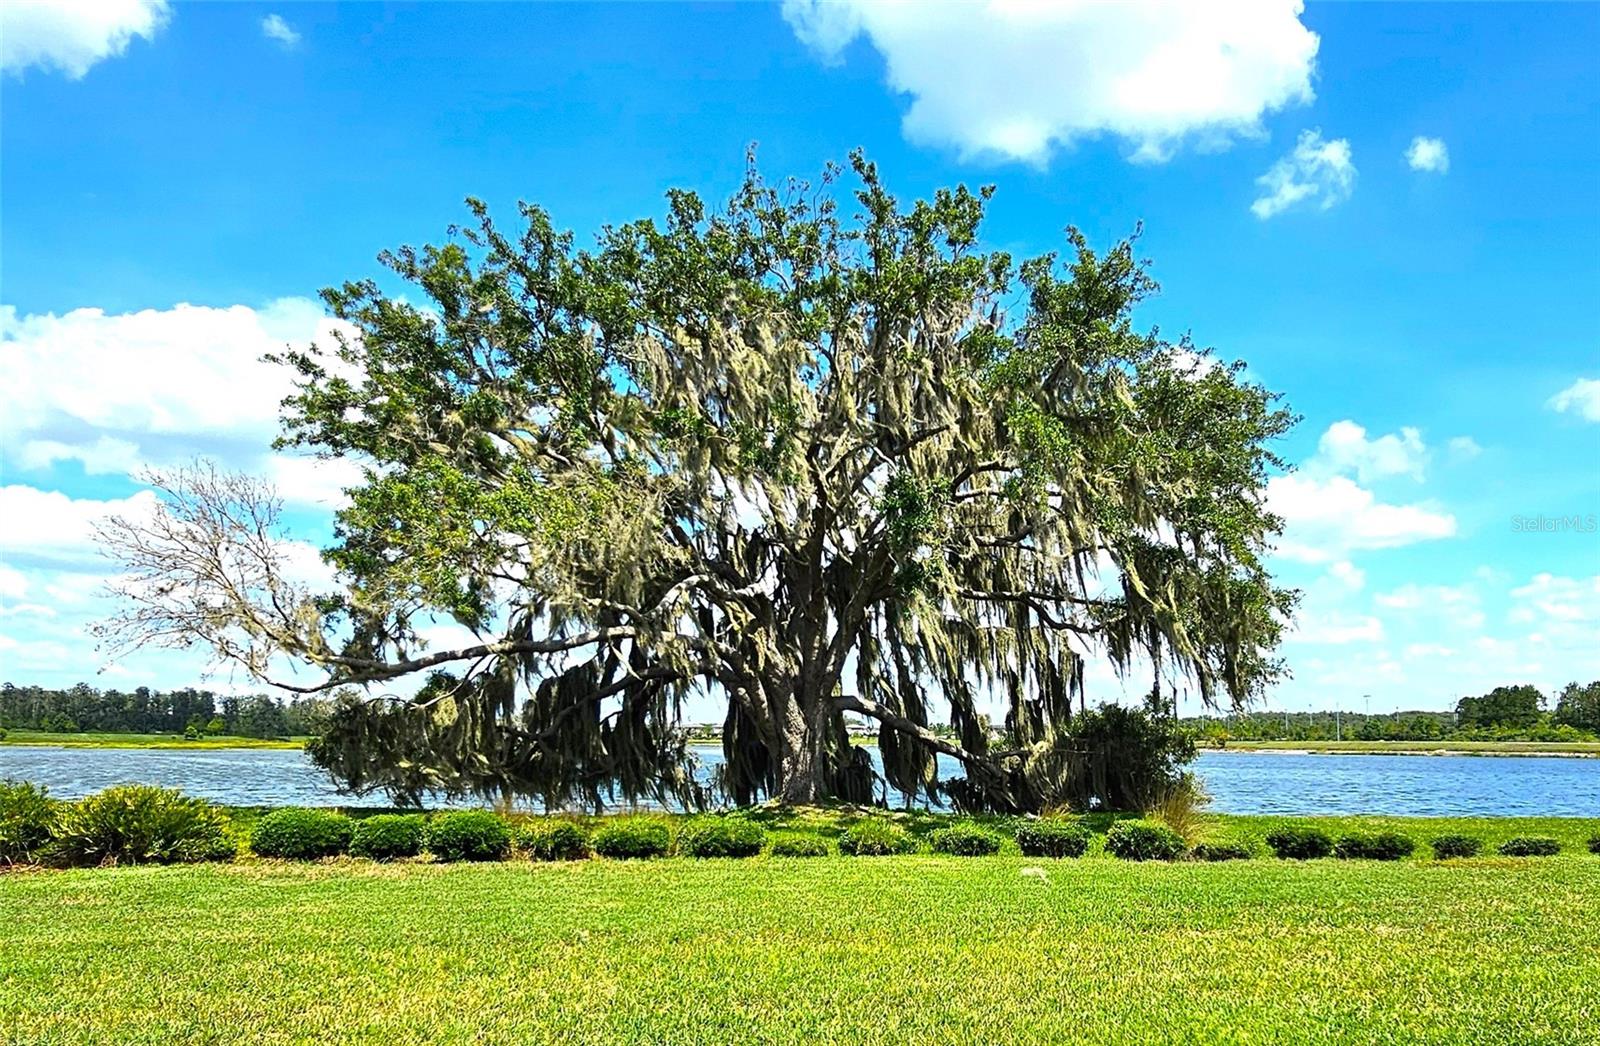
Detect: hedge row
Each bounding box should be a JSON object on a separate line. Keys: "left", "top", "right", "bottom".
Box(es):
{"left": 6, "top": 781, "right": 1597, "bottom": 869}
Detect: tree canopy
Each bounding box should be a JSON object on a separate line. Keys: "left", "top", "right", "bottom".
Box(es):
{"left": 99, "top": 153, "right": 1296, "bottom": 811}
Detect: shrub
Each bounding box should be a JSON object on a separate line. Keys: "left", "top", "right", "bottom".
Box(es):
{"left": 1588, "top": 835, "right": 1600, "bottom": 856}
{"left": 1014, "top": 818, "right": 1090, "bottom": 858}
{"left": 1146, "top": 772, "right": 1211, "bottom": 845}
{"left": 768, "top": 833, "right": 830, "bottom": 857}
{"left": 1104, "top": 819, "right": 1185, "bottom": 862}
{"left": 1497, "top": 836, "right": 1560, "bottom": 857}
{"left": 1265, "top": 826, "right": 1333, "bottom": 860}
{"left": 425, "top": 810, "right": 511, "bottom": 862}
{"left": 515, "top": 819, "right": 589, "bottom": 861}
{"left": 678, "top": 817, "right": 765, "bottom": 858}
{"left": 838, "top": 819, "right": 917, "bottom": 856}
{"left": 1191, "top": 840, "right": 1253, "bottom": 862}
{"left": 590, "top": 818, "right": 670, "bottom": 859}
{"left": 1334, "top": 832, "right": 1416, "bottom": 861}
{"left": 47, "top": 785, "right": 234, "bottom": 867}
{"left": 929, "top": 822, "right": 1003, "bottom": 856}
{"left": 349, "top": 814, "right": 426, "bottom": 861}
{"left": 250, "top": 808, "right": 355, "bottom": 859}
{"left": 1, "top": 780, "right": 58, "bottom": 866}
{"left": 1430, "top": 834, "right": 1483, "bottom": 860}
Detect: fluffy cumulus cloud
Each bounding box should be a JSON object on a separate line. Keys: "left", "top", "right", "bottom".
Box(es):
{"left": 782, "top": 0, "right": 1319, "bottom": 164}
{"left": 0, "top": 298, "right": 359, "bottom": 507}
{"left": 1547, "top": 377, "right": 1600, "bottom": 422}
{"left": 1405, "top": 135, "right": 1449, "bottom": 173}
{"left": 1267, "top": 474, "right": 1456, "bottom": 563}
{"left": 260, "top": 13, "right": 300, "bottom": 48}
{"left": 0, "top": 0, "right": 169, "bottom": 79}
{"left": 1251, "top": 129, "right": 1356, "bottom": 218}
{"left": 1309, "top": 420, "right": 1428, "bottom": 482}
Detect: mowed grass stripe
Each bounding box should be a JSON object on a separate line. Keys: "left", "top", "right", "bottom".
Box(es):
{"left": 4, "top": 855, "right": 1598, "bottom": 1045}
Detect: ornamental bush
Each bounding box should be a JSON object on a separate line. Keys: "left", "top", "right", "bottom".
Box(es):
{"left": 1430, "top": 834, "right": 1483, "bottom": 860}
{"left": 590, "top": 818, "right": 670, "bottom": 859}
{"left": 928, "top": 821, "right": 1003, "bottom": 856}
{"left": 768, "top": 833, "right": 830, "bottom": 857}
{"left": 1497, "top": 836, "right": 1560, "bottom": 857}
{"left": 48, "top": 785, "right": 234, "bottom": 867}
{"left": 251, "top": 808, "right": 355, "bottom": 859}
{"left": 0, "top": 780, "right": 58, "bottom": 866}
{"left": 1333, "top": 832, "right": 1416, "bottom": 861}
{"left": 677, "top": 817, "right": 765, "bottom": 858}
{"left": 1104, "top": 819, "right": 1185, "bottom": 862}
{"left": 516, "top": 819, "right": 590, "bottom": 861}
{"left": 348, "top": 814, "right": 426, "bottom": 861}
{"left": 1014, "top": 818, "right": 1090, "bottom": 858}
{"left": 1265, "top": 826, "right": 1333, "bottom": 860}
{"left": 1191, "top": 840, "right": 1253, "bottom": 862}
{"left": 425, "top": 810, "right": 510, "bottom": 862}
{"left": 838, "top": 819, "right": 917, "bottom": 856}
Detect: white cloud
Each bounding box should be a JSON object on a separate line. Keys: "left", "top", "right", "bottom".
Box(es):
{"left": 1374, "top": 582, "right": 1485, "bottom": 631}
{"left": 261, "top": 13, "right": 300, "bottom": 48}
{"left": 782, "top": 0, "right": 1319, "bottom": 164}
{"left": 0, "top": 0, "right": 169, "bottom": 79}
{"left": 1309, "top": 420, "right": 1427, "bottom": 482}
{"left": 1446, "top": 436, "right": 1482, "bottom": 461}
{"left": 1548, "top": 377, "right": 1600, "bottom": 422}
{"left": 1251, "top": 129, "right": 1355, "bottom": 218}
{"left": 0, "top": 564, "right": 27, "bottom": 601}
{"left": 0, "top": 298, "right": 361, "bottom": 507}
{"left": 18, "top": 435, "right": 143, "bottom": 476}
{"left": 1287, "top": 609, "right": 1383, "bottom": 645}
{"left": 1326, "top": 560, "right": 1365, "bottom": 591}
{"left": 0, "top": 485, "right": 158, "bottom": 565}
{"left": 1405, "top": 136, "right": 1449, "bottom": 173}
{"left": 1267, "top": 474, "right": 1456, "bottom": 563}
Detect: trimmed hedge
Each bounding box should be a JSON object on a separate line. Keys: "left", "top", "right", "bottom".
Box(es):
{"left": 1333, "top": 832, "right": 1415, "bottom": 861}
{"left": 1191, "top": 840, "right": 1253, "bottom": 862}
{"left": 838, "top": 819, "right": 917, "bottom": 856}
{"left": 1266, "top": 826, "right": 1333, "bottom": 860}
{"left": 425, "top": 811, "right": 510, "bottom": 862}
{"left": 1014, "top": 818, "right": 1090, "bottom": 858}
{"left": 1104, "top": 819, "right": 1185, "bottom": 862}
{"left": 1, "top": 780, "right": 57, "bottom": 866}
{"left": 251, "top": 808, "right": 354, "bottom": 860}
{"left": 769, "top": 833, "right": 830, "bottom": 857}
{"left": 48, "top": 785, "right": 234, "bottom": 867}
{"left": 1498, "top": 836, "right": 1561, "bottom": 857}
{"left": 516, "top": 819, "right": 590, "bottom": 861}
{"left": 1430, "top": 834, "right": 1483, "bottom": 860}
{"left": 591, "top": 819, "right": 671, "bottom": 859}
{"left": 678, "top": 817, "right": 765, "bottom": 858}
{"left": 929, "top": 822, "right": 1003, "bottom": 856}
{"left": 349, "top": 814, "right": 426, "bottom": 861}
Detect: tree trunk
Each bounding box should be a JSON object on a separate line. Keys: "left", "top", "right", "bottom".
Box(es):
{"left": 775, "top": 682, "right": 830, "bottom": 805}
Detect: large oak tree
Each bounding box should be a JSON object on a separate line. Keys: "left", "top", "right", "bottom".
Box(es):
{"left": 100, "top": 155, "right": 1295, "bottom": 810}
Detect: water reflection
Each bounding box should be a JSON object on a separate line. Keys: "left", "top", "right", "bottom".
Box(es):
{"left": 1, "top": 745, "right": 1595, "bottom": 817}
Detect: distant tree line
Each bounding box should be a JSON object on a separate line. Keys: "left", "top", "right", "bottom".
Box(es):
{"left": 0, "top": 683, "right": 330, "bottom": 739}
{"left": 1183, "top": 680, "right": 1600, "bottom": 744}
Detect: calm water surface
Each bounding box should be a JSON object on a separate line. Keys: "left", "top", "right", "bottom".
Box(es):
{"left": 2, "top": 745, "right": 1595, "bottom": 817}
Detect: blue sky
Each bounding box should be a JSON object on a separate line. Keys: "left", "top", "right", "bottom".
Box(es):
{"left": 1, "top": 1, "right": 1596, "bottom": 715}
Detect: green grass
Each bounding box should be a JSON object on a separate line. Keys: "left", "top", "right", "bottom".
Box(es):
{"left": 3, "top": 813, "right": 1598, "bottom": 1044}
{"left": 1211, "top": 739, "right": 1600, "bottom": 756}
{"left": 0, "top": 730, "right": 307, "bottom": 750}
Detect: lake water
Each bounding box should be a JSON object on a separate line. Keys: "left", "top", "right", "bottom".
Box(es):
{"left": 2, "top": 745, "right": 1596, "bottom": 817}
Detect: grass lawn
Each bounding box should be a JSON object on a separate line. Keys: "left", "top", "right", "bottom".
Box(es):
{"left": 1209, "top": 739, "right": 1600, "bottom": 756}
{"left": 4, "top": 814, "right": 1598, "bottom": 1044}
{"left": 0, "top": 730, "right": 306, "bottom": 750}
